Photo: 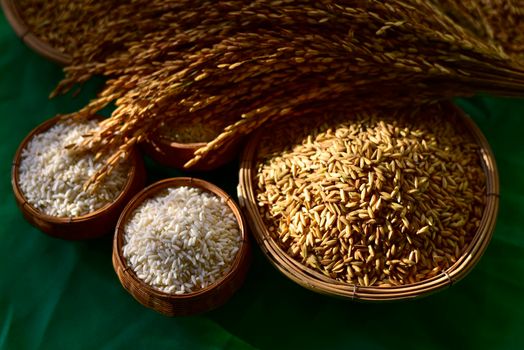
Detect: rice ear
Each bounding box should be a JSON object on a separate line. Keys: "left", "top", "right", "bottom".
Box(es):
{"left": 18, "top": 0, "right": 524, "bottom": 185}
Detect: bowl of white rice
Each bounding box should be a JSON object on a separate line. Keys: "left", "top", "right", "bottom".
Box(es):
{"left": 11, "top": 115, "right": 146, "bottom": 240}
{"left": 112, "top": 177, "right": 251, "bottom": 316}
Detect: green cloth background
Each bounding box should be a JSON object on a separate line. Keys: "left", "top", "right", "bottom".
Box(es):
{"left": 1, "top": 9, "right": 524, "bottom": 350}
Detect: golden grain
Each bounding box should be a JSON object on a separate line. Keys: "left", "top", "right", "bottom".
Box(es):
{"left": 14, "top": 0, "right": 524, "bottom": 183}
{"left": 255, "top": 103, "right": 486, "bottom": 287}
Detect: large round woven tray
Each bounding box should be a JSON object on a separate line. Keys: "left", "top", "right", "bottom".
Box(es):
{"left": 238, "top": 102, "right": 499, "bottom": 301}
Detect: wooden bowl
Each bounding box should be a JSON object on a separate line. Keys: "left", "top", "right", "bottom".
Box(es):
{"left": 112, "top": 177, "right": 251, "bottom": 316}
{"left": 141, "top": 134, "right": 242, "bottom": 171}
{"left": 11, "top": 115, "right": 146, "bottom": 240}
{"left": 1, "top": 0, "right": 71, "bottom": 65}
{"left": 238, "top": 102, "right": 499, "bottom": 301}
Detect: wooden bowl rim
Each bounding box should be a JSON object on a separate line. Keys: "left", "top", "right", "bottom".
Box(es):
{"left": 113, "top": 177, "right": 250, "bottom": 300}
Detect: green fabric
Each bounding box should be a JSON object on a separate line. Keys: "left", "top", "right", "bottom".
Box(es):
{"left": 1, "top": 9, "right": 524, "bottom": 350}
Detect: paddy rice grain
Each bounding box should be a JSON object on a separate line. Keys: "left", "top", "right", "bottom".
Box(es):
{"left": 255, "top": 104, "right": 486, "bottom": 287}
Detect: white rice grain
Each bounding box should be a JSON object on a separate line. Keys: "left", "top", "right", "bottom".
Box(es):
{"left": 122, "top": 186, "right": 241, "bottom": 294}
{"left": 18, "top": 119, "right": 129, "bottom": 217}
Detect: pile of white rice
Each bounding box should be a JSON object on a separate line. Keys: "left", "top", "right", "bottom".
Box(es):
{"left": 122, "top": 186, "right": 241, "bottom": 294}
{"left": 18, "top": 119, "right": 129, "bottom": 217}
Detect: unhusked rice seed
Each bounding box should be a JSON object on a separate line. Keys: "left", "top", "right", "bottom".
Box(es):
{"left": 122, "top": 186, "right": 241, "bottom": 294}
{"left": 18, "top": 119, "right": 129, "bottom": 217}
{"left": 254, "top": 104, "right": 486, "bottom": 287}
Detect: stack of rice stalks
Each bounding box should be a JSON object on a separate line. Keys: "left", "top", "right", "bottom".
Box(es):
{"left": 15, "top": 0, "right": 524, "bottom": 182}
{"left": 433, "top": 0, "right": 524, "bottom": 59}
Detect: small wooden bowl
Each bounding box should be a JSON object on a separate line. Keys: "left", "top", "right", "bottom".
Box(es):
{"left": 238, "top": 102, "right": 499, "bottom": 301}
{"left": 112, "top": 177, "right": 251, "bottom": 316}
{"left": 11, "top": 115, "right": 146, "bottom": 240}
{"left": 141, "top": 134, "right": 242, "bottom": 171}
{"left": 1, "top": 0, "right": 72, "bottom": 65}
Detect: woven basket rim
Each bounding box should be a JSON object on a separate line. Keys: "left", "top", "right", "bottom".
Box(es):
{"left": 113, "top": 177, "right": 250, "bottom": 300}
{"left": 11, "top": 114, "right": 142, "bottom": 225}
{"left": 152, "top": 133, "right": 207, "bottom": 148}
{"left": 142, "top": 131, "right": 244, "bottom": 172}
{"left": 238, "top": 101, "right": 499, "bottom": 300}
{"left": 1, "top": 0, "right": 71, "bottom": 65}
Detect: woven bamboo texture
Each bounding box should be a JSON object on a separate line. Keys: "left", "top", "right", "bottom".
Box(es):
{"left": 237, "top": 102, "right": 499, "bottom": 301}
{"left": 112, "top": 177, "right": 251, "bottom": 316}
{"left": 1, "top": 0, "right": 71, "bottom": 65}
{"left": 11, "top": 114, "right": 146, "bottom": 240}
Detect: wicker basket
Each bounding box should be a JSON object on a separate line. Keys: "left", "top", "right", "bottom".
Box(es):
{"left": 1, "top": 0, "right": 71, "bottom": 65}
{"left": 112, "top": 177, "right": 251, "bottom": 316}
{"left": 141, "top": 134, "right": 242, "bottom": 171}
{"left": 11, "top": 115, "right": 146, "bottom": 240}
{"left": 237, "top": 103, "right": 499, "bottom": 301}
